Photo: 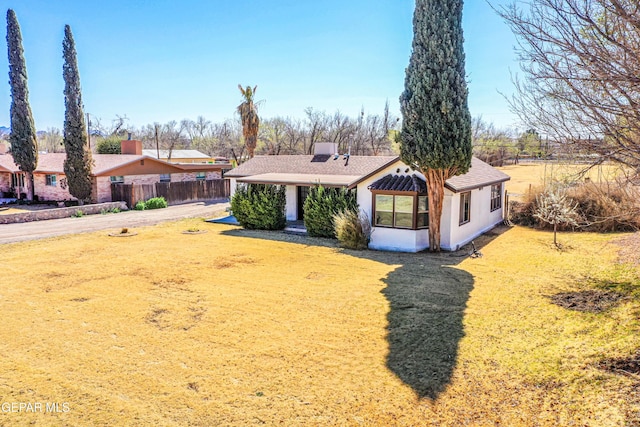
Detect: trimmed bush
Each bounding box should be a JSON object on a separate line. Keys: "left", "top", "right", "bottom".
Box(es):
{"left": 134, "top": 201, "right": 146, "bottom": 211}
{"left": 144, "top": 197, "right": 168, "bottom": 210}
{"left": 333, "top": 210, "right": 371, "bottom": 250}
{"left": 231, "top": 184, "right": 286, "bottom": 230}
{"left": 303, "top": 186, "right": 358, "bottom": 238}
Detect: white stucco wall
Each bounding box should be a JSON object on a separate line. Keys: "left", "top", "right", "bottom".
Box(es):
{"left": 443, "top": 182, "right": 505, "bottom": 250}
{"left": 285, "top": 186, "right": 297, "bottom": 221}
{"left": 358, "top": 160, "right": 506, "bottom": 252}
{"left": 368, "top": 227, "right": 429, "bottom": 252}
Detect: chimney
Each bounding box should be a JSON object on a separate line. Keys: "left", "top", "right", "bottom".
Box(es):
{"left": 121, "top": 139, "right": 143, "bottom": 155}
{"left": 313, "top": 142, "right": 338, "bottom": 156}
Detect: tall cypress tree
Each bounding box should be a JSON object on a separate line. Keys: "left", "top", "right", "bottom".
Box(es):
{"left": 62, "top": 24, "right": 93, "bottom": 204}
{"left": 399, "top": 0, "right": 472, "bottom": 252}
{"left": 6, "top": 9, "right": 38, "bottom": 201}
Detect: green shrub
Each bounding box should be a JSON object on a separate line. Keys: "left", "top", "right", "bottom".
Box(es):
{"left": 72, "top": 210, "right": 84, "bottom": 218}
{"left": 333, "top": 210, "right": 371, "bottom": 250}
{"left": 230, "top": 184, "right": 286, "bottom": 230}
{"left": 144, "top": 197, "right": 168, "bottom": 210}
{"left": 95, "top": 136, "right": 122, "bottom": 154}
{"left": 303, "top": 186, "right": 358, "bottom": 238}
{"left": 134, "top": 201, "right": 146, "bottom": 211}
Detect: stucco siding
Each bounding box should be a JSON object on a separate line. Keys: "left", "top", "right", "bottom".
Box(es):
{"left": 286, "top": 186, "right": 297, "bottom": 221}
{"left": 446, "top": 183, "right": 504, "bottom": 250}
{"left": 369, "top": 227, "right": 429, "bottom": 252}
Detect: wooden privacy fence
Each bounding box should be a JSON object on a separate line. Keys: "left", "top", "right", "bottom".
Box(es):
{"left": 111, "top": 179, "right": 230, "bottom": 207}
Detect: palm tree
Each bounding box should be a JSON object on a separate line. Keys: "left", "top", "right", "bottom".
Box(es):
{"left": 237, "top": 85, "right": 259, "bottom": 159}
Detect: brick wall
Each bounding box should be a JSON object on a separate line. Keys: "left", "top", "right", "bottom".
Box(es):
{"left": 95, "top": 177, "right": 113, "bottom": 203}
{"left": 0, "top": 173, "right": 10, "bottom": 195}
{"left": 34, "top": 173, "right": 75, "bottom": 202}
{"left": 94, "top": 172, "right": 224, "bottom": 204}
{"left": 171, "top": 171, "right": 221, "bottom": 182}
{"left": 0, "top": 201, "right": 128, "bottom": 224}
{"left": 124, "top": 174, "right": 160, "bottom": 185}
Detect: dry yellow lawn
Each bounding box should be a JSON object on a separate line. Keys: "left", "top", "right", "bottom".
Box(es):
{"left": 498, "top": 162, "right": 627, "bottom": 197}
{"left": 0, "top": 207, "right": 28, "bottom": 215}
{"left": 0, "top": 219, "right": 638, "bottom": 426}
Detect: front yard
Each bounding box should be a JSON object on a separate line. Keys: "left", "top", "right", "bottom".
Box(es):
{"left": 0, "top": 219, "right": 637, "bottom": 426}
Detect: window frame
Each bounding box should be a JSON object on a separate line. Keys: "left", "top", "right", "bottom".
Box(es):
{"left": 45, "top": 174, "right": 57, "bottom": 186}
{"left": 459, "top": 191, "right": 471, "bottom": 226}
{"left": 490, "top": 183, "right": 502, "bottom": 212}
{"left": 160, "top": 173, "right": 171, "bottom": 183}
{"left": 195, "top": 172, "right": 206, "bottom": 181}
{"left": 110, "top": 176, "right": 125, "bottom": 184}
{"left": 372, "top": 190, "right": 429, "bottom": 230}
{"left": 11, "top": 173, "right": 24, "bottom": 188}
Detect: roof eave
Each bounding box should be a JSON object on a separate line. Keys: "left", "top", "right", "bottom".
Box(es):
{"left": 445, "top": 177, "right": 511, "bottom": 193}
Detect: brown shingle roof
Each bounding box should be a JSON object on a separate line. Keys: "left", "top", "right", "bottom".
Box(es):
{"left": 225, "top": 155, "right": 399, "bottom": 179}
{"left": 369, "top": 174, "right": 427, "bottom": 192}
{"left": 225, "top": 155, "right": 398, "bottom": 184}
{"left": 0, "top": 154, "right": 18, "bottom": 173}
{"left": 445, "top": 157, "right": 510, "bottom": 192}
{"left": 0, "top": 153, "right": 192, "bottom": 176}
{"left": 237, "top": 173, "right": 364, "bottom": 187}
{"left": 226, "top": 155, "right": 510, "bottom": 192}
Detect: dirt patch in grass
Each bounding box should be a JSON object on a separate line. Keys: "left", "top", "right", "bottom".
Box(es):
{"left": 598, "top": 350, "right": 640, "bottom": 376}
{"left": 615, "top": 232, "right": 640, "bottom": 265}
{"left": 551, "top": 290, "right": 626, "bottom": 312}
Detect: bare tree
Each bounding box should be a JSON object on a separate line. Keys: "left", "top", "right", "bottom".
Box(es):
{"left": 260, "top": 117, "right": 288, "bottom": 155}
{"left": 498, "top": 0, "right": 640, "bottom": 172}
{"left": 38, "top": 128, "right": 65, "bottom": 153}
{"left": 304, "top": 107, "right": 329, "bottom": 154}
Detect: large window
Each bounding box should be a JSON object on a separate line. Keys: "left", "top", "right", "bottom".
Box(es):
{"left": 459, "top": 191, "right": 471, "bottom": 225}
{"left": 45, "top": 174, "right": 57, "bottom": 186}
{"left": 373, "top": 193, "right": 428, "bottom": 230}
{"left": 490, "top": 184, "right": 502, "bottom": 211}
{"left": 11, "top": 173, "right": 24, "bottom": 188}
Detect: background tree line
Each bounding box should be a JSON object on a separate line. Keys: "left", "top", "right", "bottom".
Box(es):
{"left": 77, "top": 101, "right": 402, "bottom": 162}
{"left": 37, "top": 112, "right": 559, "bottom": 167}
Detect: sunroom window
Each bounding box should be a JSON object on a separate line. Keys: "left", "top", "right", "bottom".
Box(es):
{"left": 373, "top": 193, "right": 429, "bottom": 230}
{"left": 370, "top": 174, "right": 429, "bottom": 230}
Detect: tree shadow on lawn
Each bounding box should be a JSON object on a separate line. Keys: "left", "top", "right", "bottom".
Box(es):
{"left": 219, "top": 225, "right": 508, "bottom": 399}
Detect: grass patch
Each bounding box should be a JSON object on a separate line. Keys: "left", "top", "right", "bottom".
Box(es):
{"left": 0, "top": 221, "right": 637, "bottom": 425}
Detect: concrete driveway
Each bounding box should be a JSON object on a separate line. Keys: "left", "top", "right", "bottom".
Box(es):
{"left": 0, "top": 200, "right": 230, "bottom": 244}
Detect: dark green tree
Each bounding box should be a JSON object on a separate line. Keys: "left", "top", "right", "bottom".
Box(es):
{"left": 62, "top": 25, "right": 93, "bottom": 204}
{"left": 399, "top": 0, "right": 472, "bottom": 252}
{"left": 6, "top": 9, "right": 38, "bottom": 200}
{"left": 95, "top": 136, "right": 122, "bottom": 154}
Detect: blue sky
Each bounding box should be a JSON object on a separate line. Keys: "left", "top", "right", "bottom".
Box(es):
{"left": 0, "top": 0, "right": 520, "bottom": 132}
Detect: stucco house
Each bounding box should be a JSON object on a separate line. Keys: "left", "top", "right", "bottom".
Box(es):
{"left": 0, "top": 140, "right": 230, "bottom": 203}
{"left": 225, "top": 143, "right": 510, "bottom": 252}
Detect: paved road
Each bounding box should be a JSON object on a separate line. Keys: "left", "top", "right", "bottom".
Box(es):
{"left": 0, "top": 200, "right": 230, "bottom": 244}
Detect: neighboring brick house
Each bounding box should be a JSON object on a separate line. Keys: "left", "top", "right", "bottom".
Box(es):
{"left": 0, "top": 140, "right": 230, "bottom": 203}
{"left": 141, "top": 149, "right": 227, "bottom": 164}
{"left": 225, "top": 142, "right": 510, "bottom": 252}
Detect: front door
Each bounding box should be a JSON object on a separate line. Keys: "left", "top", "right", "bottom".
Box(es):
{"left": 297, "top": 186, "right": 310, "bottom": 220}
